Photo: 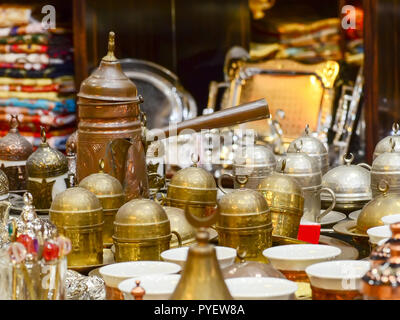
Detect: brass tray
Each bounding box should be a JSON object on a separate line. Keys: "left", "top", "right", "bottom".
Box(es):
{"left": 332, "top": 220, "right": 368, "bottom": 238}
{"left": 69, "top": 248, "right": 115, "bottom": 275}
{"left": 272, "top": 234, "right": 359, "bottom": 260}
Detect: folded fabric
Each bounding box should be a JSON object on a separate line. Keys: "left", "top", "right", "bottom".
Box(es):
{"left": 0, "top": 91, "right": 60, "bottom": 100}
{"left": 0, "top": 22, "right": 46, "bottom": 37}
{"left": 0, "top": 64, "right": 74, "bottom": 78}
{"left": 0, "top": 105, "right": 72, "bottom": 117}
{"left": 0, "top": 113, "right": 76, "bottom": 128}
{"left": 0, "top": 62, "right": 47, "bottom": 70}
{"left": 0, "top": 77, "right": 53, "bottom": 85}
{"left": 0, "top": 97, "right": 76, "bottom": 113}
{"left": 0, "top": 34, "right": 48, "bottom": 45}
{"left": 0, "top": 44, "right": 48, "bottom": 54}
{"left": 0, "top": 83, "right": 59, "bottom": 92}
{"left": 0, "top": 6, "right": 31, "bottom": 28}
{"left": 0, "top": 53, "right": 49, "bottom": 64}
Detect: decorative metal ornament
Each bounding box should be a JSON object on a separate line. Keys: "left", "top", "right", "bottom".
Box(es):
{"left": 0, "top": 115, "right": 33, "bottom": 193}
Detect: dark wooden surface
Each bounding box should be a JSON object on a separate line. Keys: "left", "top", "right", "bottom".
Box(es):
{"left": 363, "top": 0, "right": 400, "bottom": 163}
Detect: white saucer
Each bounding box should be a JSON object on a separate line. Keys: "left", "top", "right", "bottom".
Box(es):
{"left": 301, "top": 210, "right": 346, "bottom": 226}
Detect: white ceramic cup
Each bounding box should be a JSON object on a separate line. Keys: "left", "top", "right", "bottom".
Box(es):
{"left": 381, "top": 214, "right": 400, "bottom": 225}
{"left": 305, "top": 260, "right": 370, "bottom": 291}
{"left": 161, "top": 246, "right": 236, "bottom": 269}
{"left": 225, "top": 277, "right": 298, "bottom": 300}
{"left": 99, "top": 261, "right": 181, "bottom": 290}
{"left": 367, "top": 225, "right": 392, "bottom": 245}
{"left": 262, "top": 244, "right": 342, "bottom": 271}
{"left": 118, "top": 274, "right": 181, "bottom": 300}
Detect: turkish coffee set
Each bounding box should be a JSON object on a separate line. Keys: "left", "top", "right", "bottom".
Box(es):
{"left": 0, "top": 32, "right": 398, "bottom": 300}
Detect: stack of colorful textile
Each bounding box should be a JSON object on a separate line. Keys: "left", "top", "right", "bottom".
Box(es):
{"left": 0, "top": 5, "right": 75, "bottom": 151}
{"left": 251, "top": 18, "right": 342, "bottom": 63}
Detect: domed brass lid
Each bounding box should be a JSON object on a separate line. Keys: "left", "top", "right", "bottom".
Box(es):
{"left": 164, "top": 206, "right": 196, "bottom": 246}
{"left": 79, "top": 159, "right": 124, "bottom": 197}
{"left": 169, "top": 166, "right": 217, "bottom": 190}
{"left": 0, "top": 115, "right": 33, "bottom": 161}
{"left": 322, "top": 153, "right": 371, "bottom": 201}
{"left": 218, "top": 176, "right": 271, "bottom": 228}
{"left": 357, "top": 181, "right": 400, "bottom": 234}
{"left": 287, "top": 125, "right": 328, "bottom": 157}
{"left": 50, "top": 187, "right": 102, "bottom": 212}
{"left": 233, "top": 144, "right": 276, "bottom": 167}
{"left": 372, "top": 138, "right": 400, "bottom": 173}
{"left": 258, "top": 166, "right": 303, "bottom": 197}
{"left": 114, "top": 199, "right": 170, "bottom": 240}
{"left": 0, "top": 169, "right": 9, "bottom": 197}
{"left": 373, "top": 123, "right": 400, "bottom": 160}
{"left": 26, "top": 127, "right": 68, "bottom": 178}
{"left": 77, "top": 31, "right": 138, "bottom": 102}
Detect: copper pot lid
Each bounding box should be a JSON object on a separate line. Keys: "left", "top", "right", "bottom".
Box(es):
{"left": 77, "top": 32, "right": 139, "bottom": 102}
{"left": 321, "top": 153, "right": 372, "bottom": 202}
{"left": 0, "top": 115, "right": 33, "bottom": 161}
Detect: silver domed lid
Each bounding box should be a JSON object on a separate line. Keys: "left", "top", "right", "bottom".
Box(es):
{"left": 233, "top": 144, "right": 276, "bottom": 167}
{"left": 373, "top": 123, "right": 400, "bottom": 160}
{"left": 322, "top": 153, "right": 371, "bottom": 202}
{"left": 287, "top": 125, "right": 329, "bottom": 173}
{"left": 372, "top": 138, "right": 400, "bottom": 173}
{"left": 282, "top": 140, "right": 322, "bottom": 189}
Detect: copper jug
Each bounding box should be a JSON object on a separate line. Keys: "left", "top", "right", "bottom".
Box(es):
{"left": 76, "top": 31, "right": 147, "bottom": 200}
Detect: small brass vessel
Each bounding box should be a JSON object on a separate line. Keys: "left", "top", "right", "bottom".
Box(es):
{"left": 373, "top": 123, "right": 400, "bottom": 160}
{"left": 113, "top": 199, "right": 174, "bottom": 262}
{"left": 170, "top": 203, "right": 232, "bottom": 300}
{"left": 0, "top": 115, "right": 33, "bottom": 193}
{"left": 258, "top": 159, "right": 304, "bottom": 239}
{"left": 371, "top": 138, "right": 400, "bottom": 198}
{"left": 163, "top": 206, "right": 196, "bottom": 248}
{"left": 216, "top": 174, "right": 272, "bottom": 262}
{"left": 322, "top": 153, "right": 371, "bottom": 213}
{"left": 357, "top": 181, "right": 400, "bottom": 235}
{"left": 49, "top": 187, "right": 104, "bottom": 267}
{"left": 26, "top": 127, "right": 68, "bottom": 212}
{"left": 166, "top": 156, "right": 217, "bottom": 219}
{"left": 287, "top": 125, "right": 329, "bottom": 174}
{"left": 79, "top": 159, "right": 125, "bottom": 247}
{"left": 232, "top": 144, "right": 276, "bottom": 189}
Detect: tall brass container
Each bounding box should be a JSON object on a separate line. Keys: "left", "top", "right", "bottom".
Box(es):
{"left": 49, "top": 187, "right": 104, "bottom": 267}
{"left": 166, "top": 164, "right": 217, "bottom": 219}
{"left": 0, "top": 115, "right": 33, "bottom": 193}
{"left": 79, "top": 160, "right": 125, "bottom": 247}
{"left": 26, "top": 128, "right": 68, "bottom": 212}
{"left": 216, "top": 175, "right": 272, "bottom": 262}
{"left": 258, "top": 163, "right": 304, "bottom": 239}
{"left": 113, "top": 199, "right": 172, "bottom": 262}
{"left": 76, "top": 32, "right": 147, "bottom": 200}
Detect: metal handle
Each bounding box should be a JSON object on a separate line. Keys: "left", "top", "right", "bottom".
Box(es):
{"left": 357, "top": 163, "right": 371, "bottom": 171}
{"left": 316, "top": 187, "right": 336, "bottom": 223}
{"left": 171, "top": 231, "right": 183, "bottom": 248}
{"left": 217, "top": 173, "right": 235, "bottom": 194}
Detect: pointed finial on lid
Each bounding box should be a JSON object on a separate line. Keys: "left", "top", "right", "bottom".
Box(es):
{"left": 304, "top": 124, "right": 310, "bottom": 136}
{"left": 9, "top": 114, "right": 19, "bottom": 132}
{"left": 40, "top": 126, "right": 47, "bottom": 145}
{"left": 131, "top": 280, "right": 145, "bottom": 300}
{"left": 99, "top": 159, "right": 105, "bottom": 173}
{"left": 393, "top": 123, "right": 400, "bottom": 135}
{"left": 102, "top": 31, "right": 117, "bottom": 62}
{"left": 343, "top": 153, "right": 354, "bottom": 166}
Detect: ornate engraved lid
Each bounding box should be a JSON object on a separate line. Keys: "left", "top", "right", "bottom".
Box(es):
{"left": 357, "top": 181, "right": 400, "bottom": 234}
{"left": 77, "top": 31, "right": 138, "bottom": 102}
{"left": 79, "top": 159, "right": 124, "bottom": 197}
{"left": 322, "top": 153, "right": 371, "bottom": 201}
{"left": 0, "top": 115, "right": 33, "bottom": 161}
